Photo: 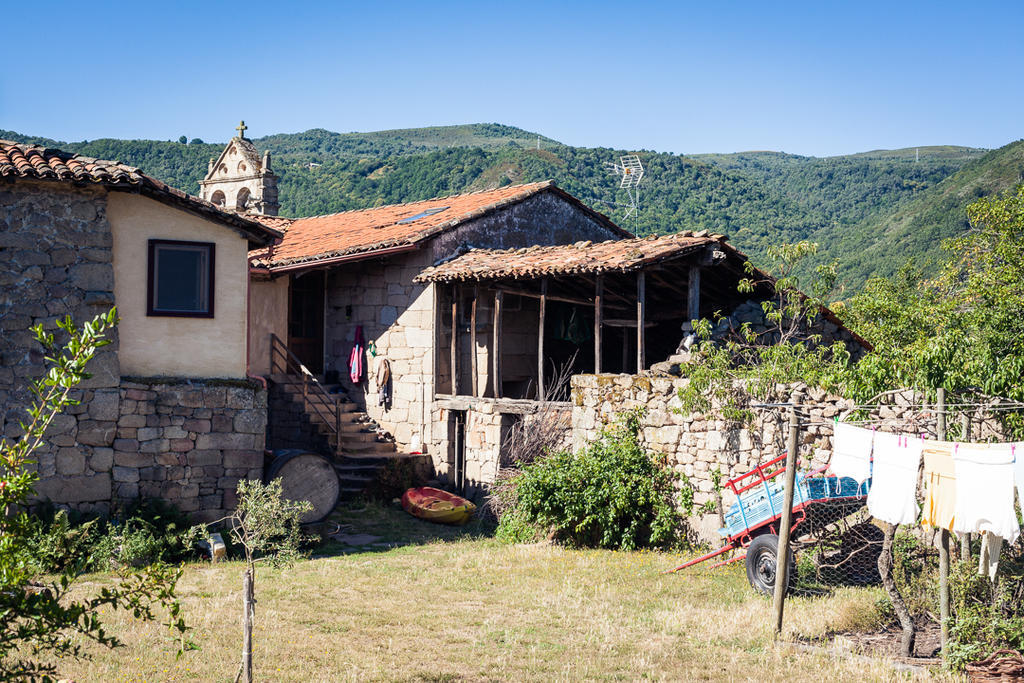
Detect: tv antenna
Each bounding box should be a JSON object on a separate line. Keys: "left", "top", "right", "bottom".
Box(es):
{"left": 604, "top": 154, "right": 645, "bottom": 227}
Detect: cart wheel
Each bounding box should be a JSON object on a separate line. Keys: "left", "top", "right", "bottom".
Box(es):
{"left": 745, "top": 534, "right": 795, "bottom": 595}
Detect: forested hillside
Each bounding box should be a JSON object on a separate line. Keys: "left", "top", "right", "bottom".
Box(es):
{"left": 5, "top": 123, "right": 1019, "bottom": 291}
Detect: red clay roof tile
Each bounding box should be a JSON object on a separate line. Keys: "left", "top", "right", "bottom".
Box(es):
{"left": 250, "top": 181, "right": 628, "bottom": 270}
{"left": 0, "top": 140, "right": 280, "bottom": 245}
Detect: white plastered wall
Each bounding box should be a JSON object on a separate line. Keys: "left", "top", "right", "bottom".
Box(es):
{"left": 107, "top": 193, "right": 250, "bottom": 378}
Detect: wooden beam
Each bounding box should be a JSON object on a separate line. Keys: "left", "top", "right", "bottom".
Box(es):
{"left": 493, "top": 285, "right": 591, "bottom": 307}
{"left": 594, "top": 276, "right": 603, "bottom": 374}
{"left": 493, "top": 290, "right": 503, "bottom": 398}
{"left": 688, "top": 266, "right": 701, "bottom": 322}
{"left": 450, "top": 285, "right": 459, "bottom": 396}
{"left": 432, "top": 283, "right": 440, "bottom": 399}
{"left": 538, "top": 278, "right": 547, "bottom": 400}
{"left": 637, "top": 271, "right": 646, "bottom": 371}
{"left": 470, "top": 285, "right": 479, "bottom": 397}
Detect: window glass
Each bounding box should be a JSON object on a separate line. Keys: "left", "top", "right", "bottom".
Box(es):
{"left": 149, "top": 241, "right": 214, "bottom": 316}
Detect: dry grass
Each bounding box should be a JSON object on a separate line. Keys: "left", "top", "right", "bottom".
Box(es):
{"left": 51, "top": 504, "right": 944, "bottom": 682}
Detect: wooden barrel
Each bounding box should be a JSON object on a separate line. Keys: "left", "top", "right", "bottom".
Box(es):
{"left": 265, "top": 451, "right": 340, "bottom": 524}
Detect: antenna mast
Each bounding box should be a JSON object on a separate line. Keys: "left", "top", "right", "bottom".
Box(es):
{"left": 604, "top": 154, "right": 645, "bottom": 230}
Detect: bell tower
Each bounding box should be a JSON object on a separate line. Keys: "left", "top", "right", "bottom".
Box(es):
{"left": 199, "top": 121, "right": 279, "bottom": 216}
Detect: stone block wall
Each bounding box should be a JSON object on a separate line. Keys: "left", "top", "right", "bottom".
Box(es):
{"left": 430, "top": 397, "right": 572, "bottom": 499}
{"left": 571, "top": 373, "right": 1006, "bottom": 541}
{"left": 1, "top": 180, "right": 120, "bottom": 442}
{"left": 28, "top": 380, "right": 266, "bottom": 522}
{"left": 325, "top": 250, "right": 436, "bottom": 449}
{"left": 2, "top": 180, "right": 266, "bottom": 521}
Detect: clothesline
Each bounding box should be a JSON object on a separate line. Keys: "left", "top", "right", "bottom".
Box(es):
{"left": 829, "top": 422, "right": 1024, "bottom": 579}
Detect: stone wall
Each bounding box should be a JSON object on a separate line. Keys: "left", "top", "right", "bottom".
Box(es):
{"left": 27, "top": 379, "right": 266, "bottom": 522}
{"left": 325, "top": 249, "right": 436, "bottom": 450}
{"left": 431, "top": 397, "right": 572, "bottom": 499}
{"left": 2, "top": 180, "right": 266, "bottom": 521}
{"left": 571, "top": 373, "right": 1007, "bottom": 541}
{"left": 1, "top": 180, "right": 120, "bottom": 440}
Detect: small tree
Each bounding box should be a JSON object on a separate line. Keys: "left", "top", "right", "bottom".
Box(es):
{"left": 0, "top": 309, "right": 187, "bottom": 680}
{"left": 189, "top": 479, "right": 310, "bottom": 683}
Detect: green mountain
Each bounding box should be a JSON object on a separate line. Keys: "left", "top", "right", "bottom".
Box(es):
{"left": 5, "top": 124, "right": 1018, "bottom": 291}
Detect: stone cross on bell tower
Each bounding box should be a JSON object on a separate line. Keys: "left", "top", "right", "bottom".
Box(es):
{"left": 198, "top": 121, "right": 279, "bottom": 216}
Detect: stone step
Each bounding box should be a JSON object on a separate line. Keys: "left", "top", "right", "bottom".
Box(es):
{"left": 337, "top": 441, "right": 398, "bottom": 454}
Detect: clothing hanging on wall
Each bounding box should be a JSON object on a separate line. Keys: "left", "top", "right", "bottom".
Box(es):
{"left": 349, "top": 325, "right": 365, "bottom": 384}
{"left": 376, "top": 358, "right": 392, "bottom": 409}
{"left": 921, "top": 442, "right": 957, "bottom": 531}
{"left": 952, "top": 443, "right": 1020, "bottom": 544}
{"left": 831, "top": 422, "right": 874, "bottom": 484}
{"left": 867, "top": 431, "right": 922, "bottom": 526}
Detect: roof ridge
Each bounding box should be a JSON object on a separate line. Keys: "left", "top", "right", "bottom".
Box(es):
{"left": 287, "top": 180, "right": 553, "bottom": 221}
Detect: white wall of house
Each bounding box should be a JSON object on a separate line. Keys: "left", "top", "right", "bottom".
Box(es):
{"left": 107, "top": 193, "right": 250, "bottom": 378}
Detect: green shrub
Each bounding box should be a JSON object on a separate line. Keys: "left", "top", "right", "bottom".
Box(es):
{"left": 28, "top": 498, "right": 196, "bottom": 573}
{"left": 495, "top": 411, "right": 686, "bottom": 550}
{"left": 947, "top": 557, "right": 1024, "bottom": 672}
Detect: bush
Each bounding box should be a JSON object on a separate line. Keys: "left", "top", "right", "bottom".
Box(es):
{"left": 947, "top": 553, "right": 1024, "bottom": 672}
{"left": 28, "top": 498, "right": 196, "bottom": 573}
{"left": 495, "top": 411, "right": 686, "bottom": 550}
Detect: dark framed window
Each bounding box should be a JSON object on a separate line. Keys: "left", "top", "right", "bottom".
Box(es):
{"left": 147, "top": 239, "right": 215, "bottom": 317}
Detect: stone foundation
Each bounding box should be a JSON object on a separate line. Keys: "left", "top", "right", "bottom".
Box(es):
{"left": 26, "top": 378, "right": 266, "bottom": 522}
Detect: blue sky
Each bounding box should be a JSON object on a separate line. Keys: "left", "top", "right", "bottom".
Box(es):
{"left": 3, "top": 0, "right": 1022, "bottom": 156}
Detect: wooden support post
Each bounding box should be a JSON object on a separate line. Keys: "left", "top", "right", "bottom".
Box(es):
{"left": 470, "top": 286, "right": 479, "bottom": 398}
{"left": 688, "top": 265, "right": 701, "bottom": 322}
{"left": 936, "top": 387, "right": 949, "bottom": 653}
{"left": 772, "top": 405, "right": 800, "bottom": 636}
{"left": 937, "top": 387, "right": 946, "bottom": 440}
{"left": 538, "top": 278, "right": 547, "bottom": 400}
{"left": 939, "top": 529, "right": 950, "bottom": 653}
{"left": 493, "top": 290, "right": 503, "bottom": 398}
{"left": 334, "top": 395, "right": 342, "bottom": 456}
{"left": 636, "top": 271, "right": 646, "bottom": 372}
{"left": 450, "top": 286, "right": 459, "bottom": 396}
{"left": 594, "top": 276, "right": 603, "bottom": 374}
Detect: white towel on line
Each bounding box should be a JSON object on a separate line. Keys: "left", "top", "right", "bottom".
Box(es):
{"left": 831, "top": 421, "right": 874, "bottom": 484}
{"left": 867, "top": 431, "right": 922, "bottom": 526}
{"left": 1013, "top": 444, "right": 1024, "bottom": 504}
{"left": 952, "top": 443, "right": 1020, "bottom": 544}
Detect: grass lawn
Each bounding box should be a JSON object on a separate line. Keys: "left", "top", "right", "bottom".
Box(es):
{"left": 55, "top": 503, "right": 943, "bottom": 682}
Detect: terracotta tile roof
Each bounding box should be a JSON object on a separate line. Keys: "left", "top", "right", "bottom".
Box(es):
{"left": 250, "top": 181, "right": 629, "bottom": 270}
{"left": 415, "top": 232, "right": 727, "bottom": 282}
{"left": 0, "top": 140, "right": 280, "bottom": 245}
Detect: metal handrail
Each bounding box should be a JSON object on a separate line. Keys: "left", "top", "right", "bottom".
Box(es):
{"left": 269, "top": 333, "right": 343, "bottom": 448}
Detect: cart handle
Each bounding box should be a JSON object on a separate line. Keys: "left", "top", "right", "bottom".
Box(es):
{"left": 726, "top": 452, "right": 801, "bottom": 496}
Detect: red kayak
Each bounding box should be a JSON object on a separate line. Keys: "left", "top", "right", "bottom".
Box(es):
{"left": 401, "top": 487, "right": 476, "bottom": 525}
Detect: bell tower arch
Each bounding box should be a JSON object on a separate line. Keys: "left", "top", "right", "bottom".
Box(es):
{"left": 198, "top": 121, "right": 279, "bottom": 216}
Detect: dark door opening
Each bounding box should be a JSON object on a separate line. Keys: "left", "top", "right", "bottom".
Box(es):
{"left": 450, "top": 410, "right": 467, "bottom": 494}
{"left": 288, "top": 270, "right": 324, "bottom": 375}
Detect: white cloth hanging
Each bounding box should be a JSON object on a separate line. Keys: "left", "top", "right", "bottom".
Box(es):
{"left": 831, "top": 422, "right": 874, "bottom": 484}
{"left": 867, "top": 432, "right": 922, "bottom": 526}
{"left": 978, "top": 531, "right": 1004, "bottom": 582}
{"left": 1013, "top": 444, "right": 1024, "bottom": 504}
{"left": 952, "top": 443, "right": 1020, "bottom": 544}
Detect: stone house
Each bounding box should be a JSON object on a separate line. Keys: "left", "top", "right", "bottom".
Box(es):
{"left": 0, "top": 140, "right": 280, "bottom": 521}
{"left": 236, "top": 131, "right": 868, "bottom": 497}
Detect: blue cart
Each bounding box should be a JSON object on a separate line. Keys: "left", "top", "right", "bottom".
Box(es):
{"left": 670, "top": 453, "right": 871, "bottom": 593}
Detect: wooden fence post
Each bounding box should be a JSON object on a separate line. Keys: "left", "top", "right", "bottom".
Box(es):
{"left": 937, "top": 388, "right": 950, "bottom": 653}
{"left": 772, "top": 405, "right": 800, "bottom": 636}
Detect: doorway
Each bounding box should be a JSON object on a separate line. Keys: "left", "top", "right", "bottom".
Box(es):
{"left": 288, "top": 270, "right": 324, "bottom": 375}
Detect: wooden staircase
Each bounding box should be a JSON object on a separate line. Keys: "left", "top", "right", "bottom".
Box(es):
{"left": 267, "top": 334, "right": 426, "bottom": 500}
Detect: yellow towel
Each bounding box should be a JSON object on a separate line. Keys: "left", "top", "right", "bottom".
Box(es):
{"left": 922, "top": 442, "right": 956, "bottom": 530}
